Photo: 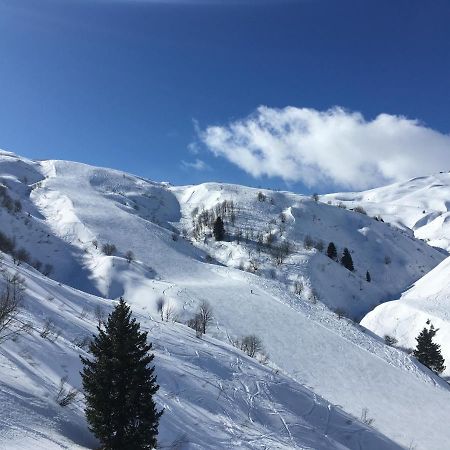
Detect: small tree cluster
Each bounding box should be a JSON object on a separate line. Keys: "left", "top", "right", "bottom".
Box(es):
{"left": 191, "top": 200, "right": 235, "bottom": 241}
{"left": 0, "top": 185, "right": 22, "bottom": 214}
{"left": 269, "top": 240, "right": 292, "bottom": 265}
{"left": 155, "top": 297, "right": 177, "bottom": 322}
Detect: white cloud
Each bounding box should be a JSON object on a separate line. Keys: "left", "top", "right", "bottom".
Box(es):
{"left": 200, "top": 106, "right": 450, "bottom": 190}
{"left": 181, "top": 158, "right": 210, "bottom": 171}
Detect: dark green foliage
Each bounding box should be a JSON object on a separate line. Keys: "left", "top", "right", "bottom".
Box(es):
{"left": 0, "top": 231, "right": 15, "bottom": 254}
{"left": 213, "top": 216, "right": 225, "bottom": 241}
{"left": 340, "top": 248, "right": 354, "bottom": 271}
{"left": 413, "top": 321, "right": 446, "bottom": 374}
{"left": 326, "top": 242, "right": 337, "bottom": 260}
{"left": 366, "top": 271, "right": 371, "bottom": 282}
{"left": 80, "top": 299, "right": 162, "bottom": 450}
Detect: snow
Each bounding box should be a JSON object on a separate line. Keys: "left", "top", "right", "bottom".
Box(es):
{"left": 323, "top": 172, "right": 450, "bottom": 252}
{"left": 362, "top": 255, "right": 450, "bottom": 378}
{"left": 0, "top": 152, "right": 449, "bottom": 448}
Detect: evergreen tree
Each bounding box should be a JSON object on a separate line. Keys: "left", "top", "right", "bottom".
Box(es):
{"left": 413, "top": 320, "right": 446, "bottom": 374}
{"left": 326, "top": 242, "right": 337, "bottom": 260}
{"left": 340, "top": 248, "right": 354, "bottom": 271}
{"left": 366, "top": 271, "right": 371, "bottom": 282}
{"left": 213, "top": 216, "right": 225, "bottom": 241}
{"left": 80, "top": 299, "right": 162, "bottom": 450}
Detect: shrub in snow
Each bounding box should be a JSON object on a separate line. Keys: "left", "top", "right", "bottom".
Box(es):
{"left": 55, "top": 376, "right": 78, "bottom": 407}
{"left": 334, "top": 308, "right": 346, "bottom": 320}
{"left": 360, "top": 408, "right": 375, "bottom": 426}
{"left": 353, "top": 205, "right": 367, "bottom": 215}
{"left": 101, "top": 243, "right": 117, "bottom": 256}
{"left": 40, "top": 318, "right": 61, "bottom": 342}
{"left": 384, "top": 335, "right": 398, "bottom": 346}
{"left": 257, "top": 191, "right": 266, "bottom": 202}
{"left": 294, "top": 280, "right": 304, "bottom": 295}
{"left": 125, "top": 250, "right": 134, "bottom": 263}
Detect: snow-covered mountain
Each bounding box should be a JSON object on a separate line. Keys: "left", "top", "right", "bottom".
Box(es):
{"left": 362, "top": 254, "right": 450, "bottom": 378}
{"left": 322, "top": 173, "right": 450, "bottom": 381}
{"left": 323, "top": 172, "right": 450, "bottom": 252}
{"left": 1, "top": 151, "right": 450, "bottom": 449}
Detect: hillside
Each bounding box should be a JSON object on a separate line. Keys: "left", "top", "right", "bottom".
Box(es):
{"left": 0, "top": 151, "right": 449, "bottom": 449}
{"left": 362, "top": 255, "right": 450, "bottom": 378}
{"left": 1, "top": 254, "right": 402, "bottom": 450}
{"left": 323, "top": 172, "right": 450, "bottom": 252}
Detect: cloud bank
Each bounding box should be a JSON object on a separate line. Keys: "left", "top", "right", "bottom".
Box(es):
{"left": 200, "top": 106, "right": 450, "bottom": 190}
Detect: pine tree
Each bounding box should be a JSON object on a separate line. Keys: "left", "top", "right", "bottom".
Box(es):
{"left": 213, "top": 216, "right": 225, "bottom": 241}
{"left": 340, "top": 248, "right": 354, "bottom": 271}
{"left": 366, "top": 271, "right": 371, "bottom": 282}
{"left": 80, "top": 299, "right": 162, "bottom": 450}
{"left": 327, "top": 242, "right": 337, "bottom": 260}
{"left": 413, "top": 321, "right": 446, "bottom": 374}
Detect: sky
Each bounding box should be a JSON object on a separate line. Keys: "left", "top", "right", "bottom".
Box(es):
{"left": 0, "top": 0, "right": 449, "bottom": 193}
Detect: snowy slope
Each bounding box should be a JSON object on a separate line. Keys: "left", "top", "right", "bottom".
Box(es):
{"left": 0, "top": 151, "right": 448, "bottom": 448}
{"left": 172, "top": 182, "right": 443, "bottom": 319}
{"left": 323, "top": 172, "right": 450, "bottom": 252}
{"left": 362, "top": 255, "right": 450, "bottom": 378}
{"left": 0, "top": 255, "right": 402, "bottom": 450}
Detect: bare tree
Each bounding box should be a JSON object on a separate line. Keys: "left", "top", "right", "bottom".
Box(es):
{"left": 187, "top": 314, "right": 203, "bottom": 338}
{"left": 198, "top": 301, "right": 213, "bottom": 334}
{"left": 164, "top": 302, "right": 176, "bottom": 322}
{"left": 294, "top": 280, "right": 304, "bottom": 295}
{"left": 55, "top": 376, "right": 78, "bottom": 407}
{"left": 94, "top": 305, "right": 105, "bottom": 327}
{"left": 0, "top": 272, "right": 29, "bottom": 343}
{"left": 239, "top": 335, "right": 263, "bottom": 358}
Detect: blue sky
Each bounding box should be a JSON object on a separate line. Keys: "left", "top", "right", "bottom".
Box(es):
{"left": 0, "top": 0, "right": 449, "bottom": 193}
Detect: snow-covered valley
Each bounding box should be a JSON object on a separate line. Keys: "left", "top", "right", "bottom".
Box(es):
{"left": 1, "top": 151, "right": 450, "bottom": 449}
